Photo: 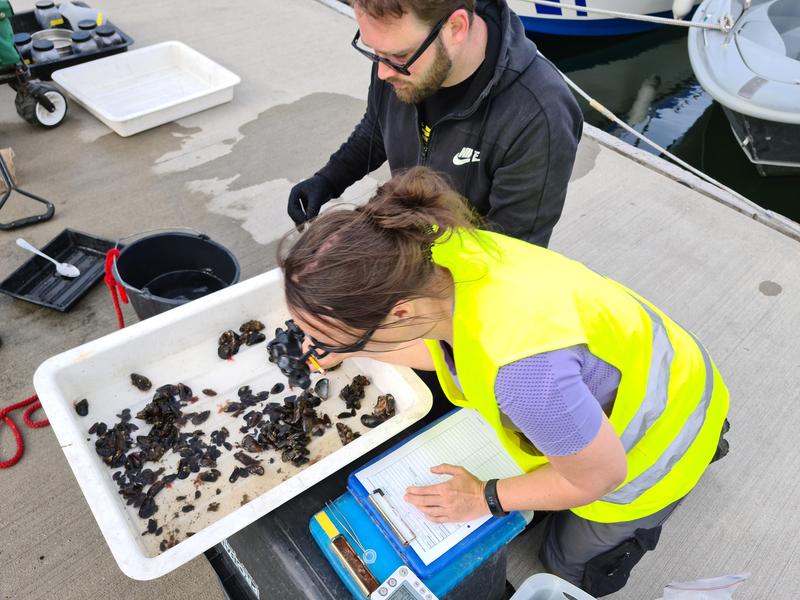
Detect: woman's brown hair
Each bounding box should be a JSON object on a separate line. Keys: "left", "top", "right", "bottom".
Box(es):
{"left": 279, "top": 167, "right": 481, "bottom": 342}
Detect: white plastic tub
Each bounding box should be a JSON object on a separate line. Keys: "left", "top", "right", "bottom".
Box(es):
{"left": 33, "top": 268, "right": 432, "bottom": 580}
{"left": 510, "top": 574, "right": 597, "bottom": 600}
{"left": 52, "top": 41, "right": 241, "bottom": 136}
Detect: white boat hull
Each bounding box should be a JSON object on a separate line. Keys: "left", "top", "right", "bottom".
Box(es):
{"left": 509, "top": 0, "right": 701, "bottom": 35}
{"left": 688, "top": 0, "right": 800, "bottom": 175}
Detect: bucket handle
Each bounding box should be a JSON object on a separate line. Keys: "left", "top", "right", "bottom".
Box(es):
{"left": 114, "top": 226, "right": 209, "bottom": 250}
{"left": 111, "top": 226, "right": 210, "bottom": 296}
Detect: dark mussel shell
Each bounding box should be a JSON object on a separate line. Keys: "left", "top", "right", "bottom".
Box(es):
{"left": 244, "top": 411, "right": 262, "bottom": 428}
{"left": 314, "top": 378, "right": 330, "bottom": 400}
{"left": 247, "top": 464, "right": 265, "bottom": 476}
{"left": 234, "top": 451, "right": 260, "bottom": 467}
{"left": 199, "top": 469, "right": 221, "bottom": 483}
{"left": 218, "top": 344, "right": 238, "bottom": 360}
{"left": 74, "top": 398, "right": 89, "bottom": 417}
{"left": 229, "top": 467, "right": 240, "bottom": 484}
{"left": 130, "top": 373, "right": 152, "bottom": 391}
{"left": 239, "top": 320, "right": 265, "bottom": 333}
{"left": 240, "top": 435, "right": 264, "bottom": 453}
{"left": 176, "top": 383, "right": 193, "bottom": 402}
{"left": 244, "top": 331, "right": 266, "bottom": 346}
{"left": 218, "top": 329, "right": 240, "bottom": 347}
{"left": 190, "top": 410, "right": 211, "bottom": 426}
{"left": 360, "top": 413, "right": 387, "bottom": 428}
{"left": 336, "top": 422, "right": 357, "bottom": 445}
{"left": 270, "top": 383, "right": 285, "bottom": 395}
{"left": 202, "top": 388, "right": 218, "bottom": 397}
{"left": 138, "top": 497, "right": 157, "bottom": 519}
{"left": 375, "top": 394, "right": 396, "bottom": 418}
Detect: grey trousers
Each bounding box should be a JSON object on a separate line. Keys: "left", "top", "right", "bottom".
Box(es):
{"left": 538, "top": 498, "right": 682, "bottom": 590}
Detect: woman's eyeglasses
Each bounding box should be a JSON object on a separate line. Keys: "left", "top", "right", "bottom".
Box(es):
{"left": 309, "top": 327, "right": 377, "bottom": 356}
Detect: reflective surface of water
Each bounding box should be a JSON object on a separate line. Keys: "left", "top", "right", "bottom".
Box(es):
{"left": 532, "top": 27, "right": 800, "bottom": 220}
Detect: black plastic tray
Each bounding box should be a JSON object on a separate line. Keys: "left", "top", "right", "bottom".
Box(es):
{"left": 0, "top": 229, "right": 117, "bottom": 312}
{"left": 9, "top": 7, "right": 134, "bottom": 81}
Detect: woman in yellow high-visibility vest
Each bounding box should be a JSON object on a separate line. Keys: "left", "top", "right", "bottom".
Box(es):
{"left": 279, "top": 167, "right": 729, "bottom": 596}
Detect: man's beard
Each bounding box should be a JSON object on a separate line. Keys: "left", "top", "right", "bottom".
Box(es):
{"left": 388, "top": 38, "right": 452, "bottom": 104}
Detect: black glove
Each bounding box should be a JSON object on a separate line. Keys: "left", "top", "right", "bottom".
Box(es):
{"left": 287, "top": 175, "right": 335, "bottom": 226}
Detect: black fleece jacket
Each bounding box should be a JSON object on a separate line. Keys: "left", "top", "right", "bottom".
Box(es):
{"left": 317, "top": 0, "right": 583, "bottom": 247}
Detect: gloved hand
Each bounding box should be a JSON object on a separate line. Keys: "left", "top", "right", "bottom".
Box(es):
{"left": 287, "top": 175, "right": 335, "bottom": 226}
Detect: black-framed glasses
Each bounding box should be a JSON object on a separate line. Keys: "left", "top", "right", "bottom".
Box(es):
{"left": 309, "top": 327, "right": 378, "bottom": 356}
{"left": 351, "top": 6, "right": 463, "bottom": 76}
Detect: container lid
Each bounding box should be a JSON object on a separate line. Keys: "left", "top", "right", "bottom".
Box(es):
{"left": 14, "top": 32, "right": 32, "bottom": 44}
{"left": 71, "top": 30, "right": 92, "bottom": 43}
{"left": 32, "top": 39, "right": 55, "bottom": 51}
{"left": 35, "top": 0, "right": 55, "bottom": 8}
{"left": 95, "top": 24, "right": 116, "bottom": 36}
{"left": 78, "top": 18, "right": 96, "bottom": 30}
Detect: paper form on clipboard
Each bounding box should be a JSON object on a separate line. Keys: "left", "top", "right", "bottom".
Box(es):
{"left": 354, "top": 409, "right": 524, "bottom": 565}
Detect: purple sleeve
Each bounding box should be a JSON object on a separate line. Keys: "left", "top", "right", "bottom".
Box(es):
{"left": 494, "top": 347, "right": 604, "bottom": 457}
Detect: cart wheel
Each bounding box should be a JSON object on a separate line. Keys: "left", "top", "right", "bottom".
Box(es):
{"left": 15, "top": 85, "right": 68, "bottom": 129}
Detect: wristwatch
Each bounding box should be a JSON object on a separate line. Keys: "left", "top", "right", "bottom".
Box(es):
{"left": 483, "top": 478, "right": 508, "bottom": 517}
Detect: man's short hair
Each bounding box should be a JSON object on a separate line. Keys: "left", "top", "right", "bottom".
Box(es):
{"left": 352, "top": 0, "right": 476, "bottom": 26}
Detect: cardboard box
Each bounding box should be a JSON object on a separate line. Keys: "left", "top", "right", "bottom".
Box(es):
{"left": 0, "top": 147, "right": 17, "bottom": 192}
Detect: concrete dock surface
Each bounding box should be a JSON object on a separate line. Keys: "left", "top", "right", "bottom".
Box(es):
{"left": 1, "top": 1, "right": 798, "bottom": 598}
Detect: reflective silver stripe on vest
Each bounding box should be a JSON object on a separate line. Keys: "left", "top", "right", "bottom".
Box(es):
{"left": 617, "top": 302, "right": 674, "bottom": 454}
{"left": 602, "top": 303, "right": 714, "bottom": 505}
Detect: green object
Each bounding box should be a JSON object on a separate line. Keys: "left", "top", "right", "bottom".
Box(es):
{"left": 0, "top": 0, "right": 20, "bottom": 69}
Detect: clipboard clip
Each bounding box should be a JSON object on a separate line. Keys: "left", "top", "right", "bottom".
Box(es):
{"left": 368, "top": 488, "right": 416, "bottom": 546}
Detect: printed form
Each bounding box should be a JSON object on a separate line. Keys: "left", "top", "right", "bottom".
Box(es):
{"left": 355, "top": 409, "right": 524, "bottom": 565}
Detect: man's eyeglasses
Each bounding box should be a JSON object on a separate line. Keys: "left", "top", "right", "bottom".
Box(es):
{"left": 351, "top": 7, "right": 464, "bottom": 76}
{"left": 309, "top": 327, "right": 377, "bottom": 356}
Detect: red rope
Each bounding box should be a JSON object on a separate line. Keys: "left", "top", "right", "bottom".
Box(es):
{"left": 104, "top": 248, "right": 128, "bottom": 330}
{"left": 0, "top": 395, "right": 48, "bottom": 469}
{"left": 1, "top": 250, "right": 128, "bottom": 469}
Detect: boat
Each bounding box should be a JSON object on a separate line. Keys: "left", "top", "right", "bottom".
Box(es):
{"left": 688, "top": 0, "right": 800, "bottom": 176}
{"left": 509, "top": 0, "right": 701, "bottom": 36}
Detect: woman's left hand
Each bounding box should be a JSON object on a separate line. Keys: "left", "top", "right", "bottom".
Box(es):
{"left": 404, "top": 464, "right": 489, "bottom": 523}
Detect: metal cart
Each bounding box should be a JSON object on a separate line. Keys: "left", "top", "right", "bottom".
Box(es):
{"left": 0, "top": 1, "right": 133, "bottom": 128}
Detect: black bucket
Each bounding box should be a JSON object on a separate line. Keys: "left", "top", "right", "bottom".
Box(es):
{"left": 112, "top": 231, "right": 240, "bottom": 320}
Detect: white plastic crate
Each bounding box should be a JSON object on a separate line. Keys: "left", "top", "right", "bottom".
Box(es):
{"left": 52, "top": 41, "right": 240, "bottom": 136}
{"left": 33, "top": 268, "right": 432, "bottom": 580}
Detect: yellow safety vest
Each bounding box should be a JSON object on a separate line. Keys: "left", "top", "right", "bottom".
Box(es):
{"left": 424, "top": 230, "right": 729, "bottom": 523}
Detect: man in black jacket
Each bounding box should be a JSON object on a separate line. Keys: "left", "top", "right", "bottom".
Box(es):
{"left": 288, "top": 0, "right": 582, "bottom": 247}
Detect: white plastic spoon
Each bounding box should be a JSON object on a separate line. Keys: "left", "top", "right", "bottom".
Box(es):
{"left": 16, "top": 238, "right": 81, "bottom": 278}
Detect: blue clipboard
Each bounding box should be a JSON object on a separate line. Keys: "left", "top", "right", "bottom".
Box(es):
{"left": 347, "top": 408, "right": 526, "bottom": 580}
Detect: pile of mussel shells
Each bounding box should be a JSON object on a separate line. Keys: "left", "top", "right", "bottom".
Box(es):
{"left": 82, "top": 352, "right": 398, "bottom": 551}
{"left": 235, "top": 382, "right": 332, "bottom": 468}
{"left": 217, "top": 320, "right": 267, "bottom": 360}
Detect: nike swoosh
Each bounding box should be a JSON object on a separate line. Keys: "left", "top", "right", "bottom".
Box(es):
{"left": 453, "top": 156, "right": 472, "bottom": 166}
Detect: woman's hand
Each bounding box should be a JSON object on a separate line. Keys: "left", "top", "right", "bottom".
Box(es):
{"left": 404, "top": 464, "right": 489, "bottom": 523}
{"left": 302, "top": 338, "right": 345, "bottom": 371}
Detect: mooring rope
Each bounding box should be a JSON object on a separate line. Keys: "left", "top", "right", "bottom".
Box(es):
{"left": 555, "top": 65, "right": 800, "bottom": 242}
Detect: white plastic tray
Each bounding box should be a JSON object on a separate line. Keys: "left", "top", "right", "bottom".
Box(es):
{"left": 33, "top": 269, "right": 432, "bottom": 580}
{"left": 52, "top": 41, "right": 241, "bottom": 136}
